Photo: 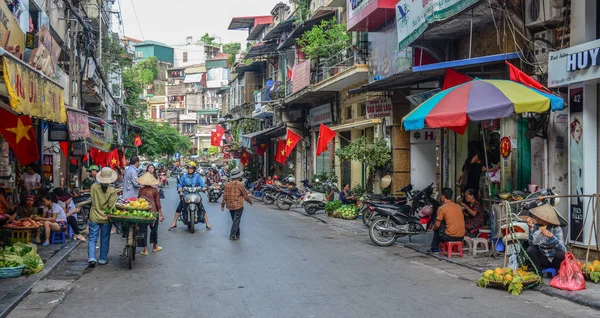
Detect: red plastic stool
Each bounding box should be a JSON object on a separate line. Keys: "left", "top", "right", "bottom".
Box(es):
{"left": 439, "top": 241, "right": 464, "bottom": 258}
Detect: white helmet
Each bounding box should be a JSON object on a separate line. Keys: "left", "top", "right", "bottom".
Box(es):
{"left": 287, "top": 176, "right": 296, "bottom": 184}
{"left": 211, "top": 164, "right": 217, "bottom": 170}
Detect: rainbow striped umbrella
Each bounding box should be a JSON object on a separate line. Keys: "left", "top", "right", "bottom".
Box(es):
{"left": 402, "top": 79, "right": 564, "bottom": 134}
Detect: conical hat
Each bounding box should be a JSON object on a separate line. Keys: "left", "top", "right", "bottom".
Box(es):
{"left": 137, "top": 172, "right": 159, "bottom": 186}
{"left": 529, "top": 204, "right": 561, "bottom": 226}
{"left": 380, "top": 175, "right": 392, "bottom": 189}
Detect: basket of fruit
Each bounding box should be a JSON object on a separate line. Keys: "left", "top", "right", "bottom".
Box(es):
{"left": 477, "top": 267, "right": 541, "bottom": 295}
{"left": 105, "top": 207, "right": 158, "bottom": 224}
{"left": 2, "top": 219, "right": 43, "bottom": 230}
{"left": 582, "top": 260, "right": 600, "bottom": 283}
{"left": 330, "top": 204, "right": 359, "bottom": 220}
{"left": 116, "top": 198, "right": 151, "bottom": 211}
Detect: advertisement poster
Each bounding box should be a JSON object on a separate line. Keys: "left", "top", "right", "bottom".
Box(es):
{"left": 0, "top": 1, "right": 25, "bottom": 59}
{"left": 366, "top": 98, "right": 393, "bottom": 118}
{"left": 28, "top": 25, "right": 62, "bottom": 77}
{"left": 43, "top": 154, "right": 53, "bottom": 183}
{"left": 569, "top": 87, "right": 583, "bottom": 242}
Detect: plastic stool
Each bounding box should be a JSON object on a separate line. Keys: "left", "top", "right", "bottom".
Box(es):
{"left": 542, "top": 268, "right": 557, "bottom": 278}
{"left": 50, "top": 231, "right": 66, "bottom": 244}
{"left": 471, "top": 238, "right": 490, "bottom": 256}
{"left": 463, "top": 236, "right": 473, "bottom": 252}
{"left": 440, "top": 241, "right": 464, "bottom": 258}
{"left": 68, "top": 225, "right": 74, "bottom": 238}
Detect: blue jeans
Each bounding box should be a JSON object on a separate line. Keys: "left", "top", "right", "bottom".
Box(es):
{"left": 88, "top": 220, "right": 111, "bottom": 263}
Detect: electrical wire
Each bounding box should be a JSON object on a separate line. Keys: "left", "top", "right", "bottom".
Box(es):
{"left": 129, "top": 0, "right": 145, "bottom": 40}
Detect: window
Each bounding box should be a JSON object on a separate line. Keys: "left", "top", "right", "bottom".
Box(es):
{"left": 183, "top": 52, "right": 188, "bottom": 63}
{"left": 136, "top": 51, "right": 142, "bottom": 58}
{"left": 359, "top": 102, "right": 366, "bottom": 117}
{"left": 346, "top": 107, "right": 352, "bottom": 120}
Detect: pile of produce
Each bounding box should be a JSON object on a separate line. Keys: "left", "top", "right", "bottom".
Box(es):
{"left": 325, "top": 200, "right": 342, "bottom": 216}
{"left": 104, "top": 207, "right": 158, "bottom": 219}
{"left": 0, "top": 243, "right": 44, "bottom": 274}
{"left": 4, "top": 219, "right": 43, "bottom": 228}
{"left": 331, "top": 205, "right": 359, "bottom": 220}
{"left": 118, "top": 198, "right": 151, "bottom": 210}
{"left": 581, "top": 260, "right": 600, "bottom": 283}
{"left": 477, "top": 267, "right": 540, "bottom": 295}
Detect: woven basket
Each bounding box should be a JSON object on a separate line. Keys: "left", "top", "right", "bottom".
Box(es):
{"left": 108, "top": 215, "right": 156, "bottom": 224}
{"left": 115, "top": 204, "right": 152, "bottom": 211}
{"left": 0, "top": 265, "right": 25, "bottom": 279}
{"left": 486, "top": 277, "right": 540, "bottom": 289}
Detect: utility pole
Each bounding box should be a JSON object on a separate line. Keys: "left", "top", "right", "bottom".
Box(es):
{"left": 166, "top": 108, "right": 185, "bottom": 134}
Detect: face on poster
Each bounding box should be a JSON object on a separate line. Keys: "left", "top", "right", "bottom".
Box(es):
{"left": 569, "top": 87, "right": 583, "bottom": 242}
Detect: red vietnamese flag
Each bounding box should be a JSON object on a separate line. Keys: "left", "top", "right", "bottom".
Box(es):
{"left": 0, "top": 110, "right": 40, "bottom": 165}
{"left": 108, "top": 149, "right": 120, "bottom": 169}
{"left": 442, "top": 69, "right": 471, "bottom": 90}
{"left": 210, "top": 131, "right": 220, "bottom": 147}
{"left": 256, "top": 143, "right": 269, "bottom": 156}
{"left": 316, "top": 124, "right": 337, "bottom": 156}
{"left": 283, "top": 129, "right": 301, "bottom": 160}
{"left": 133, "top": 134, "right": 143, "bottom": 147}
{"left": 240, "top": 149, "right": 250, "bottom": 167}
{"left": 275, "top": 140, "right": 286, "bottom": 164}
{"left": 506, "top": 61, "right": 550, "bottom": 93}
{"left": 215, "top": 125, "right": 226, "bottom": 143}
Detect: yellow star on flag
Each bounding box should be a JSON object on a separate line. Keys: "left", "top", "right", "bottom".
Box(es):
{"left": 111, "top": 158, "right": 117, "bottom": 165}
{"left": 281, "top": 150, "right": 286, "bottom": 156}
{"left": 6, "top": 118, "right": 32, "bottom": 144}
{"left": 286, "top": 139, "right": 292, "bottom": 147}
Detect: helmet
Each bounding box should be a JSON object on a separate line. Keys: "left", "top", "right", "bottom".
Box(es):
{"left": 159, "top": 163, "right": 165, "bottom": 167}
{"left": 273, "top": 175, "right": 279, "bottom": 180}
{"left": 287, "top": 177, "right": 296, "bottom": 184}
{"left": 186, "top": 161, "right": 197, "bottom": 169}
{"left": 87, "top": 165, "right": 99, "bottom": 172}
{"left": 417, "top": 206, "right": 433, "bottom": 218}
{"left": 211, "top": 163, "right": 217, "bottom": 170}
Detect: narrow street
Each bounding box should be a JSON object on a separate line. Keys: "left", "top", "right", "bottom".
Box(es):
{"left": 8, "top": 182, "right": 595, "bottom": 318}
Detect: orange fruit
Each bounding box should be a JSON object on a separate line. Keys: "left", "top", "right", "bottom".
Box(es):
{"left": 504, "top": 274, "right": 513, "bottom": 282}
{"left": 593, "top": 260, "right": 600, "bottom": 267}
{"left": 494, "top": 268, "right": 504, "bottom": 275}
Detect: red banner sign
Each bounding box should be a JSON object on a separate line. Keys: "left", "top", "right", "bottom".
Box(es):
{"left": 43, "top": 154, "right": 53, "bottom": 182}
{"left": 67, "top": 109, "right": 90, "bottom": 141}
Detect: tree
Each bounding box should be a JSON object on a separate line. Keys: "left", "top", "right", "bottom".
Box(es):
{"left": 335, "top": 136, "right": 391, "bottom": 193}
{"left": 200, "top": 33, "right": 217, "bottom": 46}
{"left": 207, "top": 146, "right": 219, "bottom": 157}
{"left": 122, "top": 57, "right": 160, "bottom": 118}
{"left": 130, "top": 118, "right": 191, "bottom": 159}
{"left": 297, "top": 18, "right": 351, "bottom": 62}
{"left": 223, "top": 42, "right": 241, "bottom": 66}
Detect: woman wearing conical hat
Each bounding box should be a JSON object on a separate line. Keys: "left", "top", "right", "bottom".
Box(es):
{"left": 136, "top": 172, "right": 164, "bottom": 255}
{"left": 524, "top": 205, "right": 567, "bottom": 273}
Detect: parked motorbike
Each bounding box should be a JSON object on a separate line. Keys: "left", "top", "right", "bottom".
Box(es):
{"left": 302, "top": 180, "right": 339, "bottom": 215}
{"left": 180, "top": 186, "right": 206, "bottom": 233}
{"left": 72, "top": 194, "right": 92, "bottom": 232}
{"left": 367, "top": 184, "right": 437, "bottom": 246}
{"left": 362, "top": 183, "right": 435, "bottom": 227}
{"left": 262, "top": 175, "right": 296, "bottom": 205}
{"left": 275, "top": 187, "right": 305, "bottom": 210}
{"left": 208, "top": 181, "right": 224, "bottom": 203}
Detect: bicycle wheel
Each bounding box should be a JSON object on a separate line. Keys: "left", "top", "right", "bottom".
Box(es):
{"left": 128, "top": 246, "right": 134, "bottom": 269}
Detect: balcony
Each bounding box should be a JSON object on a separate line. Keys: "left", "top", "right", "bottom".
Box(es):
{"left": 310, "top": 0, "right": 339, "bottom": 18}
{"left": 314, "top": 41, "right": 370, "bottom": 92}
{"left": 167, "top": 84, "right": 184, "bottom": 96}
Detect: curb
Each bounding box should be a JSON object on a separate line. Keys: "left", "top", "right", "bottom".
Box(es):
{"left": 0, "top": 240, "right": 81, "bottom": 318}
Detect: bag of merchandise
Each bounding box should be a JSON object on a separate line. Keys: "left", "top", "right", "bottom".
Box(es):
{"left": 550, "top": 252, "right": 586, "bottom": 291}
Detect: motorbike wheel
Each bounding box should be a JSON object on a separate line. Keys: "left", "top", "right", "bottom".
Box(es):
{"left": 304, "top": 202, "right": 319, "bottom": 215}
{"left": 369, "top": 217, "right": 398, "bottom": 247}
{"left": 188, "top": 211, "right": 195, "bottom": 233}
{"left": 276, "top": 194, "right": 292, "bottom": 210}
{"left": 362, "top": 209, "right": 371, "bottom": 226}
{"left": 263, "top": 191, "right": 275, "bottom": 205}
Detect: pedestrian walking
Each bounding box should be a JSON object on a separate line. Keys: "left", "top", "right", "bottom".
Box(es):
{"left": 123, "top": 156, "right": 141, "bottom": 200}
{"left": 221, "top": 168, "right": 252, "bottom": 241}
{"left": 136, "top": 172, "right": 164, "bottom": 255}
{"left": 88, "top": 167, "right": 119, "bottom": 268}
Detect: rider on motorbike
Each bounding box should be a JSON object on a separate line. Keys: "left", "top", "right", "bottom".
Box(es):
{"left": 169, "top": 161, "right": 211, "bottom": 230}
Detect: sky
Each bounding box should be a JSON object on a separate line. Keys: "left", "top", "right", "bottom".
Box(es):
{"left": 117, "top": 0, "right": 284, "bottom": 46}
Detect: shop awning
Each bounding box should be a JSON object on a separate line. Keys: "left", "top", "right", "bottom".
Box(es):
{"left": 349, "top": 52, "right": 521, "bottom": 94}
{"left": 196, "top": 109, "right": 220, "bottom": 115}
{"left": 235, "top": 61, "right": 267, "bottom": 74}
{"left": 278, "top": 11, "right": 336, "bottom": 50}
{"left": 263, "top": 18, "right": 295, "bottom": 41}
{"left": 66, "top": 107, "right": 90, "bottom": 141}
{"left": 246, "top": 42, "right": 279, "bottom": 59}
{"left": 1, "top": 50, "right": 67, "bottom": 123}
{"left": 330, "top": 119, "right": 382, "bottom": 132}
{"left": 241, "top": 125, "right": 286, "bottom": 148}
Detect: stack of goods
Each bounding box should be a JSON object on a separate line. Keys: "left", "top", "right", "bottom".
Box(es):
{"left": 3, "top": 219, "right": 43, "bottom": 229}
{"left": 325, "top": 201, "right": 342, "bottom": 217}
{"left": 581, "top": 260, "right": 600, "bottom": 283}
{"left": 477, "top": 267, "right": 541, "bottom": 295}
{"left": 0, "top": 243, "right": 44, "bottom": 277}
{"left": 0, "top": 137, "right": 14, "bottom": 188}
{"left": 105, "top": 199, "right": 157, "bottom": 223}
{"left": 324, "top": 200, "right": 359, "bottom": 220}
{"left": 117, "top": 197, "right": 151, "bottom": 210}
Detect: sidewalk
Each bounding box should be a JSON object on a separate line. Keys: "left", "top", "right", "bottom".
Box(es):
{"left": 0, "top": 240, "right": 81, "bottom": 318}
{"left": 305, "top": 210, "right": 600, "bottom": 311}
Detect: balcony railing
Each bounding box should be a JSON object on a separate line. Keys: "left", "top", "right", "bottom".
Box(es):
{"left": 254, "top": 81, "right": 286, "bottom": 104}
{"left": 316, "top": 41, "right": 370, "bottom": 83}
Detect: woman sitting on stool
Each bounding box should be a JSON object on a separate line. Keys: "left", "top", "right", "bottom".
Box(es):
{"left": 524, "top": 204, "right": 566, "bottom": 273}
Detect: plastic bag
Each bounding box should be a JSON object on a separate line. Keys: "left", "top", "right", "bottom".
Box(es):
{"left": 550, "top": 252, "right": 586, "bottom": 291}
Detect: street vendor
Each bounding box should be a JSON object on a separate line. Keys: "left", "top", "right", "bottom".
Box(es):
{"left": 524, "top": 204, "right": 566, "bottom": 273}
{"left": 88, "top": 167, "right": 119, "bottom": 268}
{"left": 8, "top": 194, "right": 38, "bottom": 221}
{"left": 428, "top": 188, "right": 465, "bottom": 253}
{"left": 340, "top": 184, "right": 357, "bottom": 205}
{"left": 80, "top": 165, "right": 100, "bottom": 193}
{"left": 137, "top": 172, "right": 164, "bottom": 255}
{"left": 460, "top": 189, "right": 485, "bottom": 237}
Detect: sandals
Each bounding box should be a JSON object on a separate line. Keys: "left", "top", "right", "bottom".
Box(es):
{"left": 140, "top": 250, "right": 149, "bottom": 256}
{"left": 42, "top": 242, "right": 50, "bottom": 247}
{"left": 168, "top": 225, "right": 177, "bottom": 231}
{"left": 152, "top": 246, "right": 163, "bottom": 252}
{"left": 206, "top": 224, "right": 212, "bottom": 229}
{"left": 75, "top": 234, "right": 87, "bottom": 242}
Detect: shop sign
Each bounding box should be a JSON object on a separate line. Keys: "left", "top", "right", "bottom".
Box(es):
{"left": 0, "top": 1, "right": 25, "bottom": 59}
{"left": 66, "top": 109, "right": 90, "bottom": 141}
{"left": 85, "top": 122, "right": 111, "bottom": 152}
{"left": 291, "top": 60, "right": 311, "bottom": 95}
{"left": 366, "top": 98, "right": 393, "bottom": 118}
{"left": 548, "top": 38, "right": 600, "bottom": 88}
{"left": 500, "top": 137, "right": 511, "bottom": 158}
{"left": 27, "top": 25, "right": 61, "bottom": 77}
{"left": 308, "top": 103, "right": 332, "bottom": 126}
{"left": 406, "top": 89, "right": 441, "bottom": 106}
{"left": 43, "top": 154, "right": 53, "bottom": 182}
{"left": 396, "top": 0, "right": 478, "bottom": 51}
{"left": 3, "top": 56, "right": 67, "bottom": 123}
{"left": 410, "top": 129, "right": 435, "bottom": 144}
{"left": 48, "top": 123, "right": 68, "bottom": 141}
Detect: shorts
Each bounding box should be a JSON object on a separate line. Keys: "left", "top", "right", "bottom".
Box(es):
{"left": 56, "top": 221, "right": 67, "bottom": 231}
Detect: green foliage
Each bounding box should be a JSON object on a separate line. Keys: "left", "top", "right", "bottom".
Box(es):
{"left": 311, "top": 170, "right": 337, "bottom": 184}
{"left": 229, "top": 121, "right": 240, "bottom": 142}
{"left": 228, "top": 160, "right": 238, "bottom": 171}
{"left": 325, "top": 200, "right": 342, "bottom": 216}
{"left": 223, "top": 42, "right": 241, "bottom": 66}
{"left": 122, "top": 57, "right": 160, "bottom": 118}
{"left": 207, "top": 146, "right": 219, "bottom": 157}
{"left": 131, "top": 118, "right": 191, "bottom": 159}
{"left": 297, "top": 19, "right": 351, "bottom": 62}
{"left": 295, "top": 0, "right": 310, "bottom": 23}
{"left": 352, "top": 183, "right": 366, "bottom": 197}
{"left": 101, "top": 35, "right": 131, "bottom": 79}
{"left": 201, "top": 33, "right": 217, "bottom": 46}
{"left": 335, "top": 136, "right": 391, "bottom": 193}
{"left": 240, "top": 119, "right": 260, "bottom": 134}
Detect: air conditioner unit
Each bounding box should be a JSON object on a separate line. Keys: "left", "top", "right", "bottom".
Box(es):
{"left": 533, "top": 30, "right": 555, "bottom": 75}
{"left": 525, "top": 0, "right": 562, "bottom": 27}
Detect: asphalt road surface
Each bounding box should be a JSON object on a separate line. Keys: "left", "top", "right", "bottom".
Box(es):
{"left": 40, "top": 181, "right": 596, "bottom": 318}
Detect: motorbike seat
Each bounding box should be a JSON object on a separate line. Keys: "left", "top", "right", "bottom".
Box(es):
{"left": 72, "top": 195, "right": 91, "bottom": 204}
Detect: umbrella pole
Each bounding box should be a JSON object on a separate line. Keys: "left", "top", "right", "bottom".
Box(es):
{"left": 481, "top": 127, "right": 493, "bottom": 208}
